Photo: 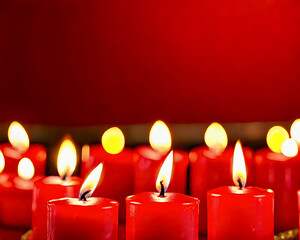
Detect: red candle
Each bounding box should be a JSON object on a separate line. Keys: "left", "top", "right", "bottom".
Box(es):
{"left": 81, "top": 127, "right": 134, "bottom": 222}
{"left": 48, "top": 163, "right": 119, "bottom": 240}
{"left": 0, "top": 157, "right": 41, "bottom": 228}
{"left": 255, "top": 125, "right": 300, "bottom": 233}
{"left": 189, "top": 123, "right": 254, "bottom": 234}
{"left": 126, "top": 151, "right": 199, "bottom": 240}
{"left": 134, "top": 120, "right": 189, "bottom": 194}
{"left": 32, "top": 139, "right": 82, "bottom": 240}
{"left": 0, "top": 121, "right": 46, "bottom": 175}
{"left": 207, "top": 140, "right": 274, "bottom": 240}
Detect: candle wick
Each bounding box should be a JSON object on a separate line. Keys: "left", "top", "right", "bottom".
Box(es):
{"left": 159, "top": 180, "right": 165, "bottom": 197}
{"left": 237, "top": 178, "right": 243, "bottom": 190}
{"left": 79, "top": 190, "right": 91, "bottom": 201}
{"left": 62, "top": 173, "right": 67, "bottom": 181}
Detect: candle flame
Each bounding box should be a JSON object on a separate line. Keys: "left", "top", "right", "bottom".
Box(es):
{"left": 155, "top": 151, "right": 173, "bottom": 193}
{"left": 57, "top": 139, "right": 77, "bottom": 179}
{"left": 101, "top": 127, "right": 125, "bottom": 154}
{"left": 281, "top": 138, "right": 298, "bottom": 157}
{"left": 204, "top": 122, "right": 228, "bottom": 154}
{"left": 291, "top": 119, "right": 300, "bottom": 145}
{"left": 79, "top": 163, "right": 103, "bottom": 200}
{"left": 149, "top": 120, "right": 172, "bottom": 153}
{"left": 8, "top": 121, "right": 30, "bottom": 153}
{"left": 232, "top": 140, "right": 247, "bottom": 188}
{"left": 0, "top": 151, "right": 5, "bottom": 173}
{"left": 81, "top": 145, "right": 90, "bottom": 162}
{"left": 18, "top": 157, "right": 35, "bottom": 180}
{"left": 266, "top": 126, "right": 289, "bottom": 153}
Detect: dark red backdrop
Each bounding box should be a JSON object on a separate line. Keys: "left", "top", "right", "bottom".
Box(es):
{"left": 1, "top": 0, "right": 300, "bottom": 126}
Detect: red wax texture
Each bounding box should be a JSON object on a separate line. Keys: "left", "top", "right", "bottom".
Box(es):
{"left": 207, "top": 186, "right": 274, "bottom": 240}
{"left": 0, "top": 143, "right": 47, "bottom": 175}
{"left": 80, "top": 145, "right": 134, "bottom": 222}
{"left": 126, "top": 192, "right": 199, "bottom": 240}
{"left": 32, "top": 176, "right": 82, "bottom": 240}
{"left": 255, "top": 149, "right": 300, "bottom": 233}
{"left": 189, "top": 146, "right": 254, "bottom": 234}
{"left": 133, "top": 146, "right": 189, "bottom": 194}
{"left": 0, "top": 173, "right": 42, "bottom": 228}
{"left": 47, "top": 197, "right": 119, "bottom": 240}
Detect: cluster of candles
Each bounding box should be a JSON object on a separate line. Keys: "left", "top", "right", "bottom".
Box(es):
{"left": 1, "top": 120, "right": 300, "bottom": 239}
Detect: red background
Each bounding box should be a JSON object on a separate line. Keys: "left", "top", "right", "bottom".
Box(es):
{"left": 1, "top": 0, "right": 300, "bottom": 126}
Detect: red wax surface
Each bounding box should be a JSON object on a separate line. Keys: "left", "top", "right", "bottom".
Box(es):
{"left": 189, "top": 146, "right": 254, "bottom": 234}
{"left": 207, "top": 186, "right": 274, "bottom": 240}
{"left": 255, "top": 148, "right": 300, "bottom": 233}
{"left": 0, "top": 173, "right": 42, "bottom": 228}
{"left": 48, "top": 197, "right": 119, "bottom": 240}
{"left": 0, "top": 226, "right": 26, "bottom": 240}
{"left": 32, "top": 176, "right": 82, "bottom": 240}
{"left": 80, "top": 145, "right": 134, "bottom": 222}
{"left": 0, "top": 143, "right": 47, "bottom": 175}
{"left": 133, "top": 146, "right": 189, "bottom": 194}
{"left": 126, "top": 192, "right": 199, "bottom": 240}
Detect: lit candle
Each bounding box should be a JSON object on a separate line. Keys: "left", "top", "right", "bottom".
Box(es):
{"left": 0, "top": 121, "right": 47, "bottom": 175}
{"left": 255, "top": 122, "right": 300, "bottom": 232}
{"left": 48, "top": 163, "right": 119, "bottom": 240}
{"left": 134, "top": 120, "right": 189, "bottom": 194}
{"left": 0, "top": 156, "right": 41, "bottom": 228}
{"left": 126, "top": 151, "right": 199, "bottom": 240}
{"left": 189, "top": 122, "right": 255, "bottom": 234}
{"left": 32, "top": 138, "right": 82, "bottom": 240}
{"left": 80, "top": 127, "right": 134, "bottom": 222}
{"left": 207, "top": 140, "right": 274, "bottom": 240}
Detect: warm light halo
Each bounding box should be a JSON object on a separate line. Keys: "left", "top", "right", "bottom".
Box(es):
{"left": 101, "top": 127, "right": 125, "bottom": 154}
{"left": 18, "top": 157, "right": 35, "bottom": 180}
{"left": 57, "top": 138, "right": 77, "bottom": 179}
{"left": 155, "top": 151, "right": 173, "bottom": 193}
{"left": 0, "top": 151, "right": 5, "bottom": 173}
{"left": 8, "top": 121, "right": 30, "bottom": 153}
{"left": 81, "top": 145, "right": 90, "bottom": 162}
{"left": 232, "top": 140, "right": 247, "bottom": 188}
{"left": 204, "top": 122, "right": 228, "bottom": 153}
{"left": 149, "top": 120, "right": 172, "bottom": 153}
{"left": 291, "top": 119, "right": 300, "bottom": 144}
{"left": 281, "top": 138, "right": 298, "bottom": 157}
{"left": 266, "top": 126, "right": 289, "bottom": 153}
{"left": 79, "top": 163, "right": 103, "bottom": 200}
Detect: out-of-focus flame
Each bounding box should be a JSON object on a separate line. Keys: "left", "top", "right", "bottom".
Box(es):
{"left": 57, "top": 139, "right": 77, "bottom": 179}
{"left": 0, "top": 151, "right": 5, "bottom": 173}
{"left": 281, "top": 138, "right": 298, "bottom": 157}
{"left": 232, "top": 140, "right": 247, "bottom": 188}
{"left": 81, "top": 145, "right": 90, "bottom": 162}
{"left": 155, "top": 151, "right": 173, "bottom": 193}
{"left": 149, "top": 120, "right": 172, "bottom": 153}
{"left": 79, "top": 163, "right": 103, "bottom": 200}
{"left": 8, "top": 121, "right": 30, "bottom": 153}
{"left": 266, "top": 126, "right": 289, "bottom": 153}
{"left": 291, "top": 119, "right": 300, "bottom": 144}
{"left": 101, "top": 127, "right": 125, "bottom": 154}
{"left": 18, "top": 157, "right": 34, "bottom": 180}
{"left": 204, "top": 122, "right": 228, "bottom": 154}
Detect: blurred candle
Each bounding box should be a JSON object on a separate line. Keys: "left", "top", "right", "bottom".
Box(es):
{"left": 32, "top": 138, "right": 82, "bottom": 240}
{"left": 134, "top": 120, "right": 189, "bottom": 194}
{"left": 80, "top": 127, "right": 134, "bottom": 222}
{"left": 189, "top": 123, "right": 254, "bottom": 234}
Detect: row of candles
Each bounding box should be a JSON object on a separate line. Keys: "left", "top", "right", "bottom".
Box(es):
{"left": 0, "top": 120, "right": 300, "bottom": 239}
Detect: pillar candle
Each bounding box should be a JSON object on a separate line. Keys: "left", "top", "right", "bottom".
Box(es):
{"left": 127, "top": 151, "right": 199, "bottom": 240}
{"left": 48, "top": 163, "right": 119, "bottom": 240}
{"left": 189, "top": 123, "right": 254, "bottom": 234}
{"left": 207, "top": 140, "right": 274, "bottom": 240}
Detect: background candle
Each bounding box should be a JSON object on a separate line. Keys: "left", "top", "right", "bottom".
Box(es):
{"left": 127, "top": 151, "right": 199, "bottom": 240}
{"left": 32, "top": 138, "right": 82, "bottom": 240}
{"left": 81, "top": 127, "right": 134, "bottom": 222}
{"left": 207, "top": 140, "right": 274, "bottom": 240}
{"left": 48, "top": 163, "right": 119, "bottom": 240}
{"left": 134, "top": 120, "right": 189, "bottom": 194}
{"left": 189, "top": 123, "right": 254, "bottom": 234}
